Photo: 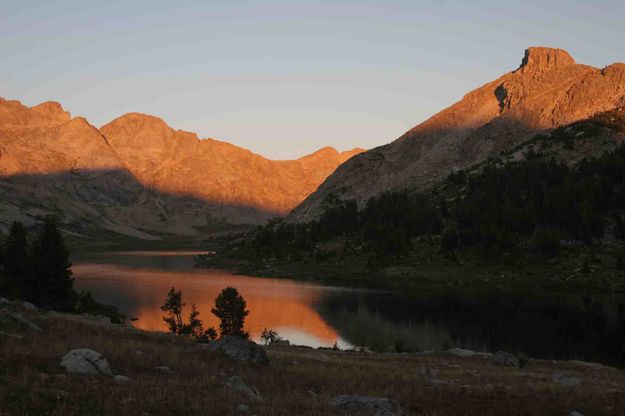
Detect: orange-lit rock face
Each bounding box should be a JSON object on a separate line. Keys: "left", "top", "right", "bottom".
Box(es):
{"left": 0, "top": 97, "right": 364, "bottom": 235}
{"left": 290, "top": 47, "right": 625, "bottom": 222}
{"left": 72, "top": 263, "right": 341, "bottom": 346}
{"left": 100, "top": 113, "right": 363, "bottom": 213}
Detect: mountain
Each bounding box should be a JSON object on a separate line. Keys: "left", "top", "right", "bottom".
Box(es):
{"left": 289, "top": 47, "right": 625, "bottom": 222}
{"left": 0, "top": 98, "right": 363, "bottom": 239}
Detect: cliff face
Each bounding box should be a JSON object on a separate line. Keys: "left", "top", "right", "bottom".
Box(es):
{"left": 0, "top": 99, "right": 362, "bottom": 239}
{"left": 100, "top": 114, "right": 362, "bottom": 213}
{"left": 289, "top": 47, "right": 625, "bottom": 222}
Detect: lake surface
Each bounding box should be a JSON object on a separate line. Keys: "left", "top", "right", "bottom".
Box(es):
{"left": 74, "top": 251, "right": 625, "bottom": 366}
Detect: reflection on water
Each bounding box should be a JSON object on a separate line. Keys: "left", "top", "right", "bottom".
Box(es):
{"left": 74, "top": 251, "right": 625, "bottom": 366}
{"left": 73, "top": 254, "right": 354, "bottom": 348}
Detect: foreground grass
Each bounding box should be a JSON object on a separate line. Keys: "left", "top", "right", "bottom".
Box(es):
{"left": 1, "top": 303, "right": 624, "bottom": 415}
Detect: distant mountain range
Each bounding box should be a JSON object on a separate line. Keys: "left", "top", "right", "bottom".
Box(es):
{"left": 290, "top": 47, "right": 625, "bottom": 222}
{"left": 0, "top": 98, "right": 362, "bottom": 239}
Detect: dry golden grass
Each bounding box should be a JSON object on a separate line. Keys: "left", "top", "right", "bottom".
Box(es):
{"left": 1, "top": 303, "right": 624, "bottom": 415}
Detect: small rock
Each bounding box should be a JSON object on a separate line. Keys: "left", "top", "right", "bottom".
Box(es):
{"left": 113, "top": 375, "right": 131, "bottom": 384}
{"left": 152, "top": 366, "right": 172, "bottom": 374}
{"left": 569, "top": 412, "right": 585, "bottom": 416}
{"left": 38, "top": 373, "right": 51, "bottom": 382}
{"left": 60, "top": 349, "right": 112, "bottom": 376}
{"left": 0, "top": 297, "right": 11, "bottom": 305}
{"left": 22, "top": 301, "right": 38, "bottom": 311}
{"left": 236, "top": 404, "right": 251, "bottom": 414}
{"left": 207, "top": 336, "right": 270, "bottom": 365}
{"left": 328, "top": 395, "right": 402, "bottom": 416}
{"left": 224, "top": 376, "right": 263, "bottom": 402}
{"left": 447, "top": 347, "right": 476, "bottom": 357}
{"left": 429, "top": 379, "right": 447, "bottom": 386}
{"left": 492, "top": 351, "right": 520, "bottom": 368}
{"left": 552, "top": 373, "right": 580, "bottom": 386}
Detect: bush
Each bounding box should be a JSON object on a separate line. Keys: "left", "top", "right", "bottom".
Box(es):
{"left": 260, "top": 328, "right": 283, "bottom": 345}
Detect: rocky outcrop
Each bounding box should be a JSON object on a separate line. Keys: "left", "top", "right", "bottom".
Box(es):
{"left": 206, "top": 336, "right": 270, "bottom": 365}
{"left": 289, "top": 47, "right": 625, "bottom": 222}
{"left": 0, "top": 98, "right": 363, "bottom": 237}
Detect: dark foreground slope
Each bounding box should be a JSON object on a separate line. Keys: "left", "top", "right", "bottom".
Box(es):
{"left": 1, "top": 300, "right": 624, "bottom": 416}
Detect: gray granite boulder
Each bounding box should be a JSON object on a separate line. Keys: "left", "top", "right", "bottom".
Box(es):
{"left": 60, "top": 349, "right": 112, "bottom": 376}
{"left": 207, "top": 336, "right": 270, "bottom": 365}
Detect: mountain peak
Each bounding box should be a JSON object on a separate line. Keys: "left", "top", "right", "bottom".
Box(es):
{"left": 517, "top": 46, "right": 576, "bottom": 74}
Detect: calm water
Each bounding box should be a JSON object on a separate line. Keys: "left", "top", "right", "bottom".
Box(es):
{"left": 74, "top": 251, "right": 625, "bottom": 366}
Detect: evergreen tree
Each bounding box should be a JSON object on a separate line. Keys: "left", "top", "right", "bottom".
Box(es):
{"left": 211, "top": 287, "right": 249, "bottom": 338}
{"left": 4, "top": 221, "right": 29, "bottom": 298}
{"left": 28, "top": 217, "right": 76, "bottom": 311}
{"left": 161, "top": 287, "right": 185, "bottom": 334}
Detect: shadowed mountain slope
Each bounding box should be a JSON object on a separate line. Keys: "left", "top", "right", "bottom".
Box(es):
{"left": 289, "top": 47, "right": 625, "bottom": 222}
{"left": 0, "top": 98, "right": 362, "bottom": 239}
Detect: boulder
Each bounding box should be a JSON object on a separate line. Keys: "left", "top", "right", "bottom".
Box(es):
{"left": 113, "top": 375, "right": 131, "bottom": 384}
{"left": 22, "top": 301, "right": 38, "bottom": 311}
{"left": 207, "top": 336, "right": 270, "bottom": 365}
{"left": 447, "top": 348, "right": 477, "bottom": 357}
{"left": 492, "top": 351, "right": 520, "bottom": 368}
{"left": 224, "top": 376, "right": 263, "bottom": 402}
{"left": 328, "top": 395, "right": 402, "bottom": 416}
{"left": 60, "top": 349, "right": 112, "bottom": 376}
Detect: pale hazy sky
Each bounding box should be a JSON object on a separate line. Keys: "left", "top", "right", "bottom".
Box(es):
{"left": 1, "top": 1, "right": 623, "bottom": 159}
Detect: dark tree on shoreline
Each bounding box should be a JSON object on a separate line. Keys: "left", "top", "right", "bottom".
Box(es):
{"left": 27, "top": 217, "right": 76, "bottom": 311}
{"left": 3, "top": 221, "right": 29, "bottom": 298}
{"left": 211, "top": 286, "right": 249, "bottom": 338}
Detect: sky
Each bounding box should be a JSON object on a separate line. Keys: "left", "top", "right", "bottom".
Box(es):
{"left": 1, "top": 1, "right": 624, "bottom": 159}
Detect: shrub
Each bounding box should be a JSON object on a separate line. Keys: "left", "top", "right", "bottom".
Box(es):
{"left": 260, "top": 328, "right": 283, "bottom": 345}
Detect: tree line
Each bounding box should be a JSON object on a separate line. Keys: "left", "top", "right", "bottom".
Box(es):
{"left": 0, "top": 217, "right": 117, "bottom": 318}
{"left": 161, "top": 286, "right": 249, "bottom": 342}
{"left": 227, "top": 144, "right": 625, "bottom": 263}
{"left": 0, "top": 218, "right": 76, "bottom": 311}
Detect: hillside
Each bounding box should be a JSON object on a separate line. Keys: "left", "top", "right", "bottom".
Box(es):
{"left": 199, "top": 108, "right": 625, "bottom": 292}
{"left": 0, "top": 98, "right": 362, "bottom": 241}
{"left": 289, "top": 47, "right": 625, "bottom": 223}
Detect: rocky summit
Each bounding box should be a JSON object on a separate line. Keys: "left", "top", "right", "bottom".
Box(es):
{"left": 289, "top": 47, "right": 625, "bottom": 222}
{"left": 0, "top": 98, "right": 362, "bottom": 239}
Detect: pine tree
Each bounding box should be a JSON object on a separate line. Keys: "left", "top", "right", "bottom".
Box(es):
{"left": 211, "top": 287, "right": 249, "bottom": 338}
{"left": 28, "top": 217, "right": 76, "bottom": 311}
{"left": 4, "top": 221, "right": 29, "bottom": 299}
{"left": 160, "top": 287, "right": 184, "bottom": 334}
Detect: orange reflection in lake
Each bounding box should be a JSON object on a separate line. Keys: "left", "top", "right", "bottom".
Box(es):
{"left": 73, "top": 262, "right": 342, "bottom": 347}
